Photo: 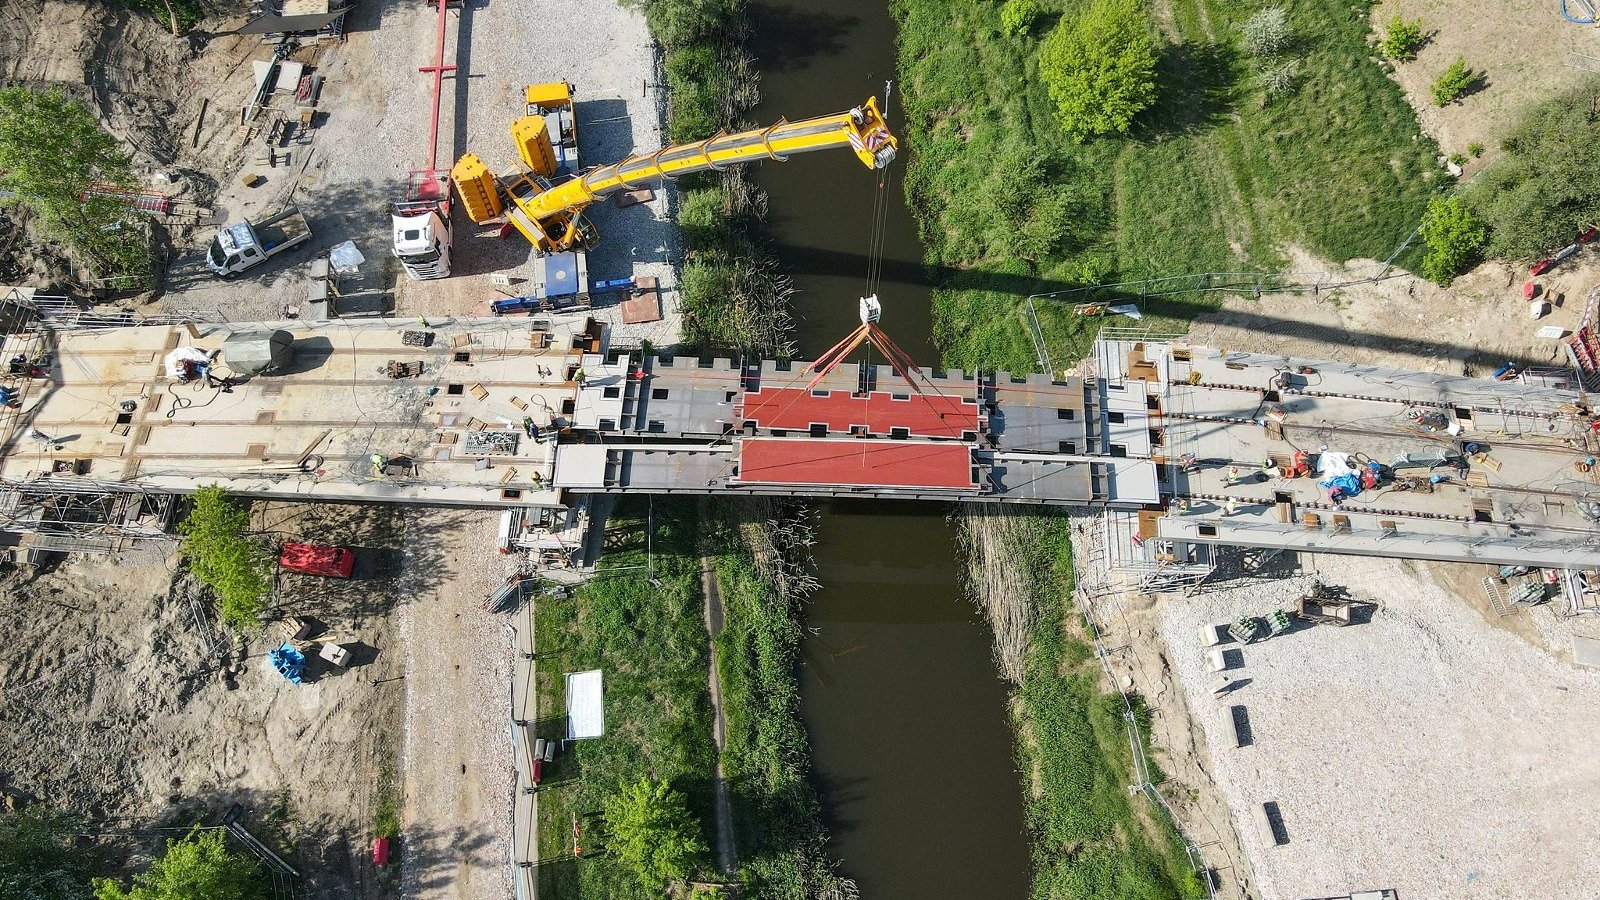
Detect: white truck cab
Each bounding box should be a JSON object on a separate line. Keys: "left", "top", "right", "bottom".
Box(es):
{"left": 392, "top": 209, "right": 452, "bottom": 280}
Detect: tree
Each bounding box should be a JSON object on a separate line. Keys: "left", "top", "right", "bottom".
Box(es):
{"left": 1419, "top": 196, "right": 1485, "bottom": 285}
{"left": 1038, "top": 0, "right": 1158, "bottom": 140}
{"left": 1379, "top": 15, "right": 1424, "bottom": 62}
{"left": 1467, "top": 78, "right": 1600, "bottom": 261}
{"left": 0, "top": 807, "right": 91, "bottom": 900}
{"left": 1430, "top": 56, "right": 1476, "bottom": 106}
{"left": 1240, "top": 6, "right": 1290, "bottom": 58}
{"left": 93, "top": 828, "right": 269, "bottom": 900}
{"left": 178, "top": 486, "right": 271, "bottom": 630}
{"left": 0, "top": 87, "right": 150, "bottom": 283}
{"left": 1000, "top": 0, "right": 1043, "bottom": 37}
{"left": 602, "top": 778, "right": 707, "bottom": 891}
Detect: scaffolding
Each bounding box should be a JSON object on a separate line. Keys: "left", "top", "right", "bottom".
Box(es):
{"left": 1084, "top": 331, "right": 1215, "bottom": 592}
{"left": 0, "top": 477, "right": 177, "bottom": 554}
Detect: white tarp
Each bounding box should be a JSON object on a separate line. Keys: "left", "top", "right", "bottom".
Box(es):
{"left": 164, "top": 347, "right": 212, "bottom": 380}
{"left": 565, "top": 669, "right": 604, "bottom": 740}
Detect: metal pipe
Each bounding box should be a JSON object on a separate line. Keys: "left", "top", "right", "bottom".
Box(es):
{"left": 417, "top": 0, "right": 457, "bottom": 174}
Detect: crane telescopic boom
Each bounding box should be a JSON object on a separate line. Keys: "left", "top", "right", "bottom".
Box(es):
{"left": 452, "top": 96, "right": 897, "bottom": 255}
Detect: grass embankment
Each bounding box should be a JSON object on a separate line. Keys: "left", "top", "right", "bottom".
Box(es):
{"left": 534, "top": 498, "right": 840, "bottom": 898}
{"left": 534, "top": 499, "right": 716, "bottom": 898}
{"left": 959, "top": 507, "right": 1203, "bottom": 900}
{"left": 641, "top": 0, "right": 794, "bottom": 356}
{"left": 895, "top": 0, "right": 1441, "bottom": 371}
{"left": 708, "top": 499, "right": 849, "bottom": 898}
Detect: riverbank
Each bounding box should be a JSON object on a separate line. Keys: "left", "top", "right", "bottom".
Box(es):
{"left": 641, "top": 0, "right": 796, "bottom": 356}
{"left": 896, "top": 0, "right": 1441, "bottom": 373}
{"left": 958, "top": 507, "right": 1205, "bottom": 899}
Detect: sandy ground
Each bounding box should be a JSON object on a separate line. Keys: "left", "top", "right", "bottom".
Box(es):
{"left": 1192, "top": 245, "right": 1600, "bottom": 378}
{"left": 1370, "top": 0, "right": 1600, "bottom": 171}
{"left": 0, "top": 501, "right": 408, "bottom": 898}
{"left": 1149, "top": 557, "right": 1600, "bottom": 900}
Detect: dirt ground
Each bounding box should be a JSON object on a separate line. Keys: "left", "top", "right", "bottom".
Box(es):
{"left": 1192, "top": 245, "right": 1600, "bottom": 378}
{"left": 1152, "top": 556, "right": 1600, "bottom": 900}
{"left": 1108, "top": 246, "right": 1600, "bottom": 899}
{"left": 0, "top": 502, "right": 406, "bottom": 897}
{"left": 1370, "top": 0, "right": 1600, "bottom": 172}
{"left": 0, "top": 499, "right": 524, "bottom": 899}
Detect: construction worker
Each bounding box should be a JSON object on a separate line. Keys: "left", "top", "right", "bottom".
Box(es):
{"left": 372, "top": 454, "right": 387, "bottom": 476}
{"left": 573, "top": 367, "right": 586, "bottom": 386}
{"left": 1226, "top": 464, "right": 1242, "bottom": 485}
{"left": 1223, "top": 497, "right": 1239, "bottom": 517}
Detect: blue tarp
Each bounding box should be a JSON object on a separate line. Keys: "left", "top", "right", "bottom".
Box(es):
{"left": 270, "top": 642, "right": 306, "bottom": 685}
{"left": 1320, "top": 472, "right": 1362, "bottom": 498}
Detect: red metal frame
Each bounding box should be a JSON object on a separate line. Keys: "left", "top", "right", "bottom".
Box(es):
{"left": 406, "top": 0, "right": 457, "bottom": 201}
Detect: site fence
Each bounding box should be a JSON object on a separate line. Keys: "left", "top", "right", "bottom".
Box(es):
{"left": 1021, "top": 244, "right": 1424, "bottom": 376}
{"left": 1068, "top": 508, "right": 1220, "bottom": 899}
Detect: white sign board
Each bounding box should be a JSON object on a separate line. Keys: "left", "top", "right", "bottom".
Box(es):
{"left": 565, "top": 669, "right": 605, "bottom": 740}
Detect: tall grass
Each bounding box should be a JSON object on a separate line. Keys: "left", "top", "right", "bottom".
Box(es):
{"left": 959, "top": 508, "right": 1205, "bottom": 900}
{"left": 895, "top": 0, "right": 1440, "bottom": 373}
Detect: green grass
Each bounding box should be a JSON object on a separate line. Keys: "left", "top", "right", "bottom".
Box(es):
{"left": 709, "top": 501, "right": 843, "bottom": 898}
{"left": 984, "top": 510, "right": 1205, "bottom": 900}
{"left": 534, "top": 499, "right": 716, "bottom": 898}
{"left": 896, "top": 0, "right": 1441, "bottom": 373}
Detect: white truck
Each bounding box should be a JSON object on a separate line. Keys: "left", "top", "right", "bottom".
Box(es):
{"left": 206, "top": 206, "right": 312, "bottom": 277}
{"left": 391, "top": 174, "right": 452, "bottom": 280}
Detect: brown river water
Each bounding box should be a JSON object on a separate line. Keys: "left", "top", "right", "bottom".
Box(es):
{"left": 748, "top": 1, "right": 1032, "bottom": 894}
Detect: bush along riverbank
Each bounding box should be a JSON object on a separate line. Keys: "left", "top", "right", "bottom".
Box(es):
{"left": 958, "top": 506, "right": 1206, "bottom": 900}
{"left": 893, "top": 0, "right": 1441, "bottom": 373}
{"left": 639, "top": 0, "right": 796, "bottom": 357}
{"left": 709, "top": 498, "right": 856, "bottom": 898}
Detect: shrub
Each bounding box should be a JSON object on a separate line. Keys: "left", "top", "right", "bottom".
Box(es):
{"left": 1431, "top": 57, "right": 1475, "bottom": 106}
{"left": 1000, "top": 0, "right": 1043, "bottom": 36}
{"left": 1468, "top": 78, "right": 1600, "bottom": 260}
{"left": 178, "top": 486, "right": 271, "bottom": 630}
{"left": 0, "top": 87, "right": 151, "bottom": 285}
{"left": 1419, "top": 196, "right": 1486, "bottom": 284}
{"left": 603, "top": 778, "right": 707, "bottom": 891}
{"left": 1, "top": 807, "right": 89, "bottom": 900}
{"left": 1467, "top": 141, "right": 1484, "bottom": 157}
{"left": 1260, "top": 59, "right": 1300, "bottom": 98}
{"left": 1039, "top": 0, "right": 1158, "bottom": 139}
{"left": 93, "top": 828, "right": 269, "bottom": 900}
{"left": 1379, "top": 14, "right": 1424, "bottom": 61}
{"left": 1448, "top": 152, "right": 1467, "bottom": 166}
{"left": 1240, "top": 6, "right": 1290, "bottom": 58}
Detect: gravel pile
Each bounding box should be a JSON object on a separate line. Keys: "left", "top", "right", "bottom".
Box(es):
{"left": 1153, "top": 556, "right": 1600, "bottom": 900}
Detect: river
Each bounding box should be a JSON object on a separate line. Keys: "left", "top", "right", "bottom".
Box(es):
{"left": 747, "top": 2, "right": 1032, "bottom": 895}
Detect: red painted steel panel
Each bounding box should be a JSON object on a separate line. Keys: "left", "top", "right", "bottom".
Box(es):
{"left": 740, "top": 388, "right": 978, "bottom": 438}
{"left": 736, "top": 438, "right": 976, "bottom": 490}
{"left": 372, "top": 837, "right": 391, "bottom": 865}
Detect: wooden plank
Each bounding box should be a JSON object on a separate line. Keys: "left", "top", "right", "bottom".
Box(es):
{"left": 294, "top": 429, "right": 331, "bottom": 465}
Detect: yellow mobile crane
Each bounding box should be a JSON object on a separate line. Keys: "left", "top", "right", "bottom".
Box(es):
{"left": 450, "top": 89, "right": 897, "bottom": 255}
